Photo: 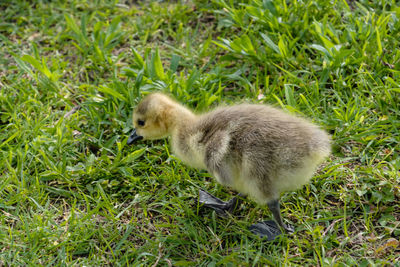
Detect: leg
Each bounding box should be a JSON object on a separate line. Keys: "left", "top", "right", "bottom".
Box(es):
{"left": 198, "top": 161, "right": 242, "bottom": 215}
{"left": 267, "top": 199, "right": 294, "bottom": 233}
{"left": 249, "top": 199, "right": 294, "bottom": 240}
{"left": 198, "top": 189, "right": 243, "bottom": 216}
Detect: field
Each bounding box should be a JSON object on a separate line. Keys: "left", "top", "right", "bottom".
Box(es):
{"left": 1, "top": 0, "right": 399, "bottom": 265}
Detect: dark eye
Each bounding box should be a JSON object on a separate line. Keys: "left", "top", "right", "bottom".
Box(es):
{"left": 137, "top": 119, "right": 145, "bottom": 127}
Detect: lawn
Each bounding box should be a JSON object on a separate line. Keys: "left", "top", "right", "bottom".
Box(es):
{"left": 0, "top": 0, "right": 399, "bottom": 265}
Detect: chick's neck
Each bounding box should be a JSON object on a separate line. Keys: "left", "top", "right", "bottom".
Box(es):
{"left": 167, "top": 104, "right": 197, "bottom": 136}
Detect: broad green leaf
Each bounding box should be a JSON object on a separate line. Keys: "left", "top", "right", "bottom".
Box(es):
{"left": 200, "top": 35, "right": 212, "bottom": 57}
{"left": 310, "top": 44, "right": 332, "bottom": 58}
{"left": 240, "top": 34, "right": 255, "bottom": 54}
{"left": 213, "top": 39, "right": 232, "bottom": 51}
{"left": 135, "top": 68, "right": 144, "bottom": 92}
{"left": 13, "top": 56, "right": 33, "bottom": 76}
{"left": 80, "top": 13, "right": 88, "bottom": 40}
{"left": 65, "top": 13, "right": 88, "bottom": 46}
{"left": 278, "top": 37, "right": 288, "bottom": 58}
{"left": 121, "top": 67, "right": 137, "bottom": 78}
{"left": 376, "top": 26, "right": 383, "bottom": 55}
{"left": 64, "top": 14, "right": 81, "bottom": 36}
{"left": 186, "top": 68, "right": 199, "bottom": 91}
{"left": 230, "top": 38, "right": 243, "bottom": 53}
{"left": 131, "top": 47, "right": 144, "bottom": 68}
{"left": 97, "top": 85, "right": 127, "bottom": 102}
{"left": 260, "top": 33, "right": 280, "bottom": 54}
{"left": 121, "top": 148, "right": 146, "bottom": 164}
{"left": 207, "top": 95, "right": 218, "bottom": 106}
{"left": 152, "top": 47, "right": 165, "bottom": 80}
{"left": 0, "top": 131, "right": 19, "bottom": 149}
{"left": 20, "top": 55, "right": 43, "bottom": 73}
{"left": 170, "top": 54, "right": 180, "bottom": 72}
{"left": 263, "top": 0, "right": 278, "bottom": 16}
{"left": 284, "top": 84, "right": 296, "bottom": 107}
{"left": 319, "top": 35, "right": 335, "bottom": 51}
{"left": 21, "top": 55, "right": 53, "bottom": 79}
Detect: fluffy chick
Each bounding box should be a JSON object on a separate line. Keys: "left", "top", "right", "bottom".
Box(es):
{"left": 129, "top": 92, "right": 331, "bottom": 234}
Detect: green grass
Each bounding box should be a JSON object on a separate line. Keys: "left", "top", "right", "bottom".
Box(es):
{"left": 1, "top": 0, "right": 399, "bottom": 265}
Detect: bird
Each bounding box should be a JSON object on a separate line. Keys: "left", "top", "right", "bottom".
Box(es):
{"left": 127, "top": 92, "right": 331, "bottom": 240}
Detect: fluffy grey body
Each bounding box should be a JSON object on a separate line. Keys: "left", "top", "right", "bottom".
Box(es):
{"left": 171, "top": 104, "right": 331, "bottom": 203}
{"left": 129, "top": 93, "right": 331, "bottom": 236}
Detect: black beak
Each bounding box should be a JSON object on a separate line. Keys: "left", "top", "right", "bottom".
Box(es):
{"left": 127, "top": 129, "right": 143, "bottom": 145}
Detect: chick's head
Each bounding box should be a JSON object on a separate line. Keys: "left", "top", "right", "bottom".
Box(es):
{"left": 132, "top": 93, "right": 174, "bottom": 140}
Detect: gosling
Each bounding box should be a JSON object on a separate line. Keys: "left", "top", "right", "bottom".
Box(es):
{"left": 127, "top": 93, "right": 331, "bottom": 240}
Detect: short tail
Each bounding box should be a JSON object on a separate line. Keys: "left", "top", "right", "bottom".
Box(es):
{"left": 310, "top": 129, "right": 332, "bottom": 162}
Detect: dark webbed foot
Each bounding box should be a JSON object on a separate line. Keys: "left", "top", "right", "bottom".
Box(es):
{"left": 249, "top": 199, "right": 294, "bottom": 240}
{"left": 198, "top": 191, "right": 294, "bottom": 240}
{"left": 249, "top": 220, "right": 294, "bottom": 240}
{"left": 198, "top": 189, "right": 241, "bottom": 216}
{"left": 249, "top": 220, "right": 282, "bottom": 241}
